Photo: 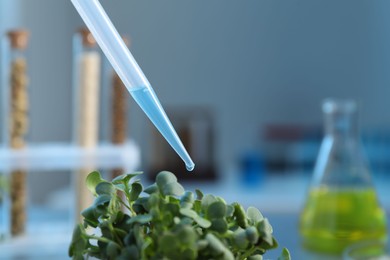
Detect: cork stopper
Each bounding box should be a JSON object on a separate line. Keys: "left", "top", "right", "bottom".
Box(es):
{"left": 79, "top": 28, "right": 96, "bottom": 48}
{"left": 7, "top": 30, "right": 29, "bottom": 50}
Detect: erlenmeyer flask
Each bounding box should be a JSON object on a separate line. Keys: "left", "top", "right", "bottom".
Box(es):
{"left": 299, "top": 99, "right": 387, "bottom": 254}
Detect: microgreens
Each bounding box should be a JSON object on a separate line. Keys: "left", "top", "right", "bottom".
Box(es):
{"left": 69, "top": 171, "right": 290, "bottom": 260}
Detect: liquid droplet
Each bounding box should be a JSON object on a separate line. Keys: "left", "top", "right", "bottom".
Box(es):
{"left": 186, "top": 164, "right": 195, "bottom": 172}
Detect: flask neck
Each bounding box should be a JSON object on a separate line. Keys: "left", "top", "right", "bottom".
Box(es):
{"left": 324, "top": 112, "right": 358, "bottom": 139}
{"left": 322, "top": 99, "right": 359, "bottom": 140}
{"left": 312, "top": 99, "right": 373, "bottom": 188}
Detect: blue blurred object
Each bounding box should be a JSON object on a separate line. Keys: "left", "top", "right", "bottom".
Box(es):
{"left": 240, "top": 151, "right": 265, "bottom": 187}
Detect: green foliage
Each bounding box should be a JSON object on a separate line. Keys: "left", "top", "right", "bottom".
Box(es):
{"left": 69, "top": 171, "right": 290, "bottom": 260}
{"left": 278, "top": 248, "right": 291, "bottom": 260}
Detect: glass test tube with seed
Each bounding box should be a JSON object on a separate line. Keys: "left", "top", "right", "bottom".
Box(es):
{"left": 72, "top": 28, "right": 101, "bottom": 221}
{"left": 110, "top": 36, "right": 130, "bottom": 179}
{"left": 7, "top": 29, "right": 30, "bottom": 236}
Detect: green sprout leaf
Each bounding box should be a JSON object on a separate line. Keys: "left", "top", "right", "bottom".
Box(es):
{"left": 234, "top": 229, "right": 249, "bottom": 249}
{"left": 226, "top": 205, "right": 234, "bottom": 218}
{"left": 206, "top": 234, "right": 234, "bottom": 260}
{"left": 193, "top": 200, "right": 202, "bottom": 212}
{"left": 197, "top": 239, "right": 208, "bottom": 250}
{"left": 195, "top": 189, "right": 204, "bottom": 200}
{"left": 207, "top": 201, "right": 227, "bottom": 219}
{"left": 112, "top": 172, "right": 143, "bottom": 185}
{"left": 128, "top": 214, "right": 153, "bottom": 225}
{"left": 210, "top": 219, "right": 228, "bottom": 233}
{"left": 180, "top": 208, "right": 198, "bottom": 219}
{"left": 176, "top": 225, "right": 197, "bottom": 245}
{"left": 278, "top": 248, "right": 291, "bottom": 260}
{"left": 129, "top": 182, "right": 143, "bottom": 201}
{"left": 106, "top": 242, "right": 121, "bottom": 258}
{"left": 233, "top": 203, "right": 248, "bottom": 228}
{"left": 94, "top": 194, "right": 111, "bottom": 207}
{"left": 161, "top": 181, "right": 185, "bottom": 197}
{"left": 159, "top": 233, "right": 179, "bottom": 258}
{"left": 180, "top": 191, "right": 194, "bottom": 208}
{"left": 180, "top": 208, "right": 211, "bottom": 228}
{"left": 257, "top": 218, "right": 273, "bottom": 235}
{"left": 201, "top": 194, "right": 217, "bottom": 212}
{"left": 95, "top": 182, "right": 115, "bottom": 196}
{"left": 86, "top": 171, "right": 104, "bottom": 195}
{"left": 156, "top": 171, "right": 177, "bottom": 189}
{"left": 144, "top": 183, "right": 158, "bottom": 194}
{"left": 112, "top": 172, "right": 142, "bottom": 191}
{"left": 133, "top": 197, "right": 149, "bottom": 214}
{"left": 68, "top": 224, "right": 87, "bottom": 258}
{"left": 194, "top": 216, "right": 212, "bottom": 228}
{"left": 246, "top": 226, "right": 260, "bottom": 244}
{"left": 148, "top": 193, "right": 160, "bottom": 208}
{"left": 247, "top": 207, "right": 264, "bottom": 224}
{"left": 81, "top": 206, "right": 98, "bottom": 228}
{"left": 182, "top": 248, "right": 197, "bottom": 260}
{"left": 206, "top": 233, "right": 226, "bottom": 255}
{"left": 119, "top": 245, "right": 139, "bottom": 260}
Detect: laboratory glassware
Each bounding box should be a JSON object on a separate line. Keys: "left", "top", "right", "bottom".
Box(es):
{"left": 299, "top": 99, "right": 387, "bottom": 254}
{"left": 108, "top": 36, "right": 130, "bottom": 178}
{"left": 72, "top": 28, "right": 101, "bottom": 148}
{"left": 72, "top": 28, "right": 101, "bottom": 220}
{"left": 70, "top": 0, "right": 194, "bottom": 171}
{"left": 5, "top": 30, "right": 30, "bottom": 236}
{"left": 343, "top": 240, "right": 390, "bottom": 260}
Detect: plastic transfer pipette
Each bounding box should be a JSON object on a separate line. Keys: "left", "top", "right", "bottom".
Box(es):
{"left": 70, "top": 0, "right": 195, "bottom": 171}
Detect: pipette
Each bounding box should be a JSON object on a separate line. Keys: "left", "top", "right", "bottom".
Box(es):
{"left": 70, "top": 0, "right": 195, "bottom": 171}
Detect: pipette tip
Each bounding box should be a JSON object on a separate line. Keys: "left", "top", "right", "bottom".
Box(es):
{"left": 186, "top": 163, "right": 195, "bottom": 172}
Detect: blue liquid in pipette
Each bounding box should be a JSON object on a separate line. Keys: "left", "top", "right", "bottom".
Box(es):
{"left": 130, "top": 86, "right": 195, "bottom": 171}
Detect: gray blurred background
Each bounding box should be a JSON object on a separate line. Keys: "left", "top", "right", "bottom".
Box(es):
{"left": 1, "top": 0, "right": 390, "bottom": 199}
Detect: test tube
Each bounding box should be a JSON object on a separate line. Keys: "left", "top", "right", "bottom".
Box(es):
{"left": 72, "top": 28, "right": 101, "bottom": 220}
{"left": 6, "top": 30, "right": 30, "bottom": 236}
{"left": 109, "top": 36, "right": 130, "bottom": 179}
{"left": 70, "top": 0, "right": 195, "bottom": 171}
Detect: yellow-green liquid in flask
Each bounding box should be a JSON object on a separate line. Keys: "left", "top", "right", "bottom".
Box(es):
{"left": 299, "top": 187, "right": 387, "bottom": 254}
